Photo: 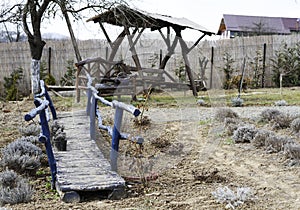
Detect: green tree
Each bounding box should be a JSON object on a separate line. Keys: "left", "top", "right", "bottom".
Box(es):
{"left": 3, "top": 67, "right": 23, "bottom": 101}
{"left": 222, "top": 51, "right": 235, "bottom": 89}
{"left": 250, "top": 49, "right": 263, "bottom": 88}
{"left": 60, "top": 60, "right": 77, "bottom": 86}
{"left": 271, "top": 43, "right": 300, "bottom": 87}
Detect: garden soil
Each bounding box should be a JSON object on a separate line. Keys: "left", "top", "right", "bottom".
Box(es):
{"left": 1, "top": 97, "right": 300, "bottom": 209}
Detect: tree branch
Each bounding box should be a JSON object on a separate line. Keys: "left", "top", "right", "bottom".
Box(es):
{"left": 22, "top": 1, "right": 33, "bottom": 39}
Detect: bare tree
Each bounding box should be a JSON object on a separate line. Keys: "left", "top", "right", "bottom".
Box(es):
{"left": 0, "top": 0, "right": 127, "bottom": 94}
{"left": 0, "top": 1, "right": 23, "bottom": 42}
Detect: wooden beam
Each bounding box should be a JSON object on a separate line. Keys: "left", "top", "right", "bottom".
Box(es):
{"left": 125, "top": 27, "right": 142, "bottom": 71}
{"left": 105, "top": 30, "right": 126, "bottom": 77}
{"left": 175, "top": 29, "right": 198, "bottom": 96}
{"left": 159, "top": 36, "right": 178, "bottom": 69}
{"left": 158, "top": 28, "right": 171, "bottom": 49}
{"left": 129, "top": 28, "right": 145, "bottom": 51}
{"left": 187, "top": 33, "right": 206, "bottom": 54}
{"left": 99, "top": 22, "right": 112, "bottom": 47}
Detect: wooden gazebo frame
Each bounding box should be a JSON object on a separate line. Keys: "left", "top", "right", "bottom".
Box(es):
{"left": 75, "top": 5, "right": 214, "bottom": 100}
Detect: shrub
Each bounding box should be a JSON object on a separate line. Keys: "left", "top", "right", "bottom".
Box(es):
{"left": 50, "top": 120, "right": 66, "bottom": 143}
{"left": 212, "top": 186, "right": 254, "bottom": 209}
{"left": 0, "top": 170, "right": 33, "bottom": 205}
{"left": 197, "top": 99, "right": 206, "bottom": 106}
{"left": 224, "top": 117, "right": 241, "bottom": 135}
{"left": 271, "top": 113, "right": 293, "bottom": 130}
{"left": 265, "top": 135, "right": 295, "bottom": 153}
{"left": 40, "top": 61, "right": 56, "bottom": 85}
{"left": 274, "top": 100, "right": 288, "bottom": 106}
{"left": 232, "top": 125, "right": 257, "bottom": 143}
{"left": 291, "top": 118, "right": 300, "bottom": 133}
{"left": 16, "top": 136, "right": 40, "bottom": 145}
{"left": 260, "top": 108, "right": 282, "bottom": 122}
{"left": 285, "top": 144, "right": 300, "bottom": 160}
{"left": 214, "top": 108, "right": 239, "bottom": 122}
{"left": 231, "top": 97, "right": 244, "bottom": 107}
{"left": 19, "top": 124, "right": 40, "bottom": 136}
{"left": 252, "top": 129, "right": 275, "bottom": 148}
{"left": 1, "top": 140, "right": 42, "bottom": 175}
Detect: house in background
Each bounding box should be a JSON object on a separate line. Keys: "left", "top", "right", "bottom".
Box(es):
{"left": 217, "top": 14, "right": 300, "bottom": 39}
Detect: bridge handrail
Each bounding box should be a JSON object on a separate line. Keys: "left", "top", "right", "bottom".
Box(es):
{"left": 83, "top": 69, "right": 143, "bottom": 172}
{"left": 24, "top": 80, "right": 57, "bottom": 188}
{"left": 84, "top": 69, "right": 141, "bottom": 116}
{"left": 24, "top": 98, "right": 49, "bottom": 121}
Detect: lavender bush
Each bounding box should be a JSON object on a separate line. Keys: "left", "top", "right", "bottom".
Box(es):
{"left": 212, "top": 186, "right": 254, "bottom": 209}
{"left": 1, "top": 140, "right": 42, "bottom": 175}
{"left": 232, "top": 125, "right": 257, "bottom": 143}
{"left": 0, "top": 170, "right": 33, "bottom": 206}
{"left": 215, "top": 108, "right": 239, "bottom": 122}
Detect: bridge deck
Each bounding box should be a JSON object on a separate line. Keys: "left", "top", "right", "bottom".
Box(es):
{"left": 54, "top": 110, "right": 125, "bottom": 201}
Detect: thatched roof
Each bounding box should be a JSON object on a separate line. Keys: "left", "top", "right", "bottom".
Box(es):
{"left": 87, "top": 5, "right": 214, "bottom": 35}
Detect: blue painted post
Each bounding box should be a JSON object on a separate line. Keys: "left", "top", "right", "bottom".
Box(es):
{"left": 34, "top": 99, "right": 57, "bottom": 189}
{"left": 110, "top": 107, "right": 123, "bottom": 172}
{"left": 90, "top": 95, "right": 96, "bottom": 140}
{"left": 86, "top": 88, "right": 92, "bottom": 116}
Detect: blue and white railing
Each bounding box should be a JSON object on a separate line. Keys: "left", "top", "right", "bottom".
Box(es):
{"left": 84, "top": 70, "right": 144, "bottom": 172}
{"left": 24, "top": 80, "right": 57, "bottom": 188}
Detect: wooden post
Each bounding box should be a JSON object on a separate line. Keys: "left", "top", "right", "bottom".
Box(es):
{"left": 90, "top": 95, "right": 96, "bottom": 140}
{"left": 280, "top": 73, "right": 283, "bottom": 95}
{"left": 125, "top": 27, "right": 142, "bottom": 71}
{"left": 159, "top": 49, "right": 162, "bottom": 67}
{"left": 75, "top": 67, "right": 81, "bottom": 103}
{"left": 210, "top": 47, "right": 214, "bottom": 89}
{"left": 48, "top": 47, "right": 51, "bottom": 75}
{"left": 44, "top": 86, "right": 57, "bottom": 120}
{"left": 86, "top": 88, "right": 92, "bottom": 116}
{"left": 262, "top": 43, "right": 266, "bottom": 88}
{"left": 238, "top": 58, "right": 246, "bottom": 98}
{"left": 176, "top": 30, "right": 197, "bottom": 96}
{"left": 105, "top": 46, "right": 109, "bottom": 60}
{"left": 110, "top": 107, "right": 123, "bottom": 172}
{"left": 25, "top": 98, "right": 57, "bottom": 189}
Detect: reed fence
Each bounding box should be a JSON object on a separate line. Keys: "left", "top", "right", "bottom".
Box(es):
{"left": 1, "top": 34, "right": 300, "bottom": 96}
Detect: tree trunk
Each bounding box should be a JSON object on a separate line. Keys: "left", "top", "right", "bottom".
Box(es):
{"left": 28, "top": 37, "right": 46, "bottom": 94}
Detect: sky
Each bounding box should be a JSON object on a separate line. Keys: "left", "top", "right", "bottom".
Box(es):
{"left": 42, "top": 0, "right": 300, "bottom": 41}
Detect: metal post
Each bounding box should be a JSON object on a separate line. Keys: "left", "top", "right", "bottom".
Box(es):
{"left": 110, "top": 107, "right": 123, "bottom": 172}
{"left": 34, "top": 99, "right": 57, "bottom": 188}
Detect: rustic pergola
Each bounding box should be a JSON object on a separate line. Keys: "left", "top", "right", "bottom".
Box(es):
{"left": 76, "top": 5, "right": 214, "bottom": 98}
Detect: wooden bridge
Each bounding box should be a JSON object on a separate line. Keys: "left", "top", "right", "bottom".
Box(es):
{"left": 53, "top": 110, "right": 126, "bottom": 202}
{"left": 25, "top": 74, "right": 142, "bottom": 202}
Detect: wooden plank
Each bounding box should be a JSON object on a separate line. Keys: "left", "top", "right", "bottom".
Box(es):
{"left": 54, "top": 110, "right": 125, "bottom": 200}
